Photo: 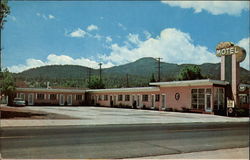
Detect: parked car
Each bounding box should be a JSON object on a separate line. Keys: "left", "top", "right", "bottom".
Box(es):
{"left": 13, "top": 98, "right": 26, "bottom": 107}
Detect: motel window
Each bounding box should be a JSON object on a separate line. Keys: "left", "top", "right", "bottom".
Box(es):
{"left": 50, "top": 94, "right": 57, "bottom": 100}
{"left": 239, "top": 94, "right": 249, "bottom": 104}
{"left": 118, "top": 95, "right": 123, "bottom": 101}
{"left": 198, "top": 89, "right": 205, "bottom": 109}
{"left": 191, "top": 89, "right": 198, "bottom": 109}
{"left": 76, "top": 95, "right": 82, "bottom": 101}
{"left": 191, "top": 89, "right": 205, "bottom": 109}
{"left": 206, "top": 89, "right": 211, "bottom": 94}
{"left": 125, "top": 95, "right": 130, "bottom": 101}
{"left": 142, "top": 95, "right": 148, "bottom": 102}
{"left": 98, "top": 95, "right": 102, "bottom": 101}
{"left": 19, "top": 93, "right": 25, "bottom": 100}
{"left": 104, "top": 95, "right": 108, "bottom": 101}
{"left": 214, "top": 88, "right": 225, "bottom": 110}
{"left": 37, "top": 93, "right": 45, "bottom": 100}
{"left": 155, "top": 94, "right": 160, "bottom": 102}
{"left": 218, "top": 88, "right": 224, "bottom": 109}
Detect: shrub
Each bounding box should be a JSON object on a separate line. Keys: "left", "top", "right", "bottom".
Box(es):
{"left": 235, "top": 108, "right": 248, "bottom": 117}
{"left": 165, "top": 108, "right": 173, "bottom": 111}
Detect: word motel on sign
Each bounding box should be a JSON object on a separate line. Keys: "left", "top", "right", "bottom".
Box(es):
{"left": 216, "top": 46, "right": 239, "bottom": 57}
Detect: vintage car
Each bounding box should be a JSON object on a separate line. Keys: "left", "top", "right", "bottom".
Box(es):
{"left": 13, "top": 98, "right": 26, "bottom": 107}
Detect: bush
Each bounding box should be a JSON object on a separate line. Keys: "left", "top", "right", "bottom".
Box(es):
{"left": 118, "top": 103, "right": 123, "bottom": 108}
{"left": 235, "top": 108, "right": 248, "bottom": 117}
{"left": 181, "top": 107, "right": 190, "bottom": 112}
{"left": 64, "top": 101, "right": 68, "bottom": 106}
{"left": 165, "top": 108, "right": 173, "bottom": 111}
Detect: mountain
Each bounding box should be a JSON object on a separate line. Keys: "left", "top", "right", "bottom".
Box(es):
{"left": 16, "top": 65, "right": 96, "bottom": 79}
{"left": 15, "top": 57, "right": 250, "bottom": 88}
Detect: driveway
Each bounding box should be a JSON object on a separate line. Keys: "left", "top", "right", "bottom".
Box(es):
{"left": 1, "top": 106, "right": 248, "bottom": 127}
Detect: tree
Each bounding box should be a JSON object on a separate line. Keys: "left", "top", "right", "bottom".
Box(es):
{"left": 1, "top": 0, "right": 10, "bottom": 29}
{"left": 178, "top": 65, "right": 204, "bottom": 80}
{"left": 0, "top": 68, "right": 15, "bottom": 105}
{"left": 150, "top": 73, "right": 156, "bottom": 82}
{"left": 87, "top": 76, "right": 105, "bottom": 89}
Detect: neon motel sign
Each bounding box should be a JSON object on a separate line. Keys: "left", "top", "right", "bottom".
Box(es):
{"left": 216, "top": 46, "right": 240, "bottom": 57}
{"left": 216, "top": 42, "right": 246, "bottom": 63}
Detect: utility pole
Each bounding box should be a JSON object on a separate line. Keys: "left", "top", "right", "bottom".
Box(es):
{"left": 99, "top": 63, "right": 102, "bottom": 82}
{"left": 155, "top": 57, "right": 162, "bottom": 82}
{"left": 0, "top": 48, "right": 2, "bottom": 72}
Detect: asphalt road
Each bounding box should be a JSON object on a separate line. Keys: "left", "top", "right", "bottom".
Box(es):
{"left": 0, "top": 122, "right": 249, "bottom": 159}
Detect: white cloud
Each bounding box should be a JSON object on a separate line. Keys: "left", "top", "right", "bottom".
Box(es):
{"left": 66, "top": 27, "right": 102, "bottom": 39}
{"left": 68, "top": 28, "right": 86, "bottom": 38}
{"left": 127, "top": 33, "right": 142, "bottom": 46}
{"left": 162, "top": 1, "right": 249, "bottom": 16}
{"left": 106, "top": 36, "right": 112, "bottom": 43}
{"left": 87, "top": 24, "right": 99, "bottom": 31}
{"left": 8, "top": 54, "right": 114, "bottom": 73}
{"left": 36, "top": 13, "right": 56, "bottom": 20}
{"left": 93, "top": 34, "right": 102, "bottom": 40}
{"left": 48, "top": 14, "right": 55, "bottom": 19}
{"left": 143, "top": 31, "right": 152, "bottom": 39}
{"left": 118, "top": 23, "right": 127, "bottom": 30}
{"left": 237, "top": 37, "right": 249, "bottom": 70}
{"left": 100, "top": 28, "right": 220, "bottom": 65}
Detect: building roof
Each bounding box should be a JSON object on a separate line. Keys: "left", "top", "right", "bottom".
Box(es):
{"left": 149, "top": 79, "right": 229, "bottom": 87}
{"left": 16, "top": 87, "right": 86, "bottom": 93}
{"left": 16, "top": 79, "right": 233, "bottom": 94}
{"left": 86, "top": 87, "right": 160, "bottom": 93}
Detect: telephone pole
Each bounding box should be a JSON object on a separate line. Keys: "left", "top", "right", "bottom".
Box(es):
{"left": 99, "top": 63, "right": 102, "bottom": 82}
{"left": 155, "top": 57, "right": 162, "bottom": 82}
{"left": 0, "top": 48, "right": 2, "bottom": 72}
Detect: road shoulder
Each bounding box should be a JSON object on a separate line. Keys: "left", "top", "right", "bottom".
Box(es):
{"left": 127, "top": 147, "right": 249, "bottom": 159}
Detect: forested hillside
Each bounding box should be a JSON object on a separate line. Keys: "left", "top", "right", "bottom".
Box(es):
{"left": 14, "top": 57, "right": 250, "bottom": 88}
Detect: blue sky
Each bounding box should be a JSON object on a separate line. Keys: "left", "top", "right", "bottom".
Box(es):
{"left": 2, "top": 1, "right": 249, "bottom": 72}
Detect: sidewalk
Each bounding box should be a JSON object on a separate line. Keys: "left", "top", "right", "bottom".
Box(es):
{"left": 128, "top": 147, "right": 249, "bottom": 159}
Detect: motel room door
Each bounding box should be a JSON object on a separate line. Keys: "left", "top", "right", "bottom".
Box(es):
{"left": 67, "top": 95, "right": 72, "bottom": 106}
{"left": 131, "top": 95, "right": 135, "bottom": 108}
{"left": 60, "top": 94, "right": 65, "bottom": 106}
{"left": 110, "top": 96, "right": 113, "bottom": 107}
{"left": 28, "top": 93, "right": 34, "bottom": 105}
{"left": 205, "top": 94, "right": 212, "bottom": 112}
{"left": 137, "top": 95, "right": 140, "bottom": 108}
{"left": 114, "top": 95, "right": 117, "bottom": 106}
{"left": 161, "top": 94, "right": 166, "bottom": 110}
{"left": 151, "top": 94, "right": 155, "bottom": 108}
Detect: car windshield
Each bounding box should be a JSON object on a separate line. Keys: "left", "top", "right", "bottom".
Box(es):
{"left": 14, "top": 98, "right": 23, "bottom": 101}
